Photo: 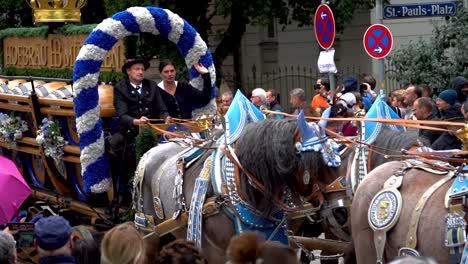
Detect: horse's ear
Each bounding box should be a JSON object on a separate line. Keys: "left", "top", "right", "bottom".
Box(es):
{"left": 319, "top": 106, "right": 331, "bottom": 128}
{"left": 297, "top": 110, "right": 316, "bottom": 144}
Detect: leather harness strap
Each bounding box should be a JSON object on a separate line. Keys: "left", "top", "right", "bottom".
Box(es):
{"left": 221, "top": 146, "right": 317, "bottom": 214}
{"left": 137, "top": 196, "right": 223, "bottom": 238}
{"left": 406, "top": 170, "right": 455, "bottom": 249}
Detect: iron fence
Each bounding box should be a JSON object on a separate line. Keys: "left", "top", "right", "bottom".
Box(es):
{"left": 242, "top": 64, "right": 363, "bottom": 113}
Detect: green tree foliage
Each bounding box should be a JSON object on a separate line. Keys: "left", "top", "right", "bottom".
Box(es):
{"left": 2, "top": 0, "right": 375, "bottom": 83}
{"left": 389, "top": 6, "right": 468, "bottom": 89}
{"left": 104, "top": 0, "right": 375, "bottom": 84}
{"left": 0, "top": 0, "right": 33, "bottom": 29}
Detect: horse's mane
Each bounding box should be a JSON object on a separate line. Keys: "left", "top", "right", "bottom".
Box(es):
{"left": 236, "top": 119, "right": 312, "bottom": 215}
{"left": 371, "top": 128, "right": 419, "bottom": 168}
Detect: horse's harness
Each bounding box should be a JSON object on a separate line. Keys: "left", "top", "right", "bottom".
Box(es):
{"left": 133, "top": 122, "right": 352, "bottom": 260}
{"left": 368, "top": 159, "right": 468, "bottom": 264}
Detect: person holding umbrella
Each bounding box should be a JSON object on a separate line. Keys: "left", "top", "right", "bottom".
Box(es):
{"left": 0, "top": 156, "right": 31, "bottom": 226}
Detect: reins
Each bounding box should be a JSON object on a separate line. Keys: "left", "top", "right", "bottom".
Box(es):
{"left": 261, "top": 109, "right": 466, "bottom": 131}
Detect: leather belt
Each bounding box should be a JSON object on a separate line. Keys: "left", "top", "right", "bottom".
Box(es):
{"left": 405, "top": 170, "right": 454, "bottom": 249}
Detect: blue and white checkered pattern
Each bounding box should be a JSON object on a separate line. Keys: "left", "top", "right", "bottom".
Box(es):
{"left": 73, "top": 7, "right": 217, "bottom": 193}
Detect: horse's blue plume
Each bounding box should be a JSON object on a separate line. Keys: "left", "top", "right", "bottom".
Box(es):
{"left": 297, "top": 110, "right": 319, "bottom": 147}
{"left": 225, "top": 90, "right": 265, "bottom": 144}
{"left": 319, "top": 106, "right": 331, "bottom": 127}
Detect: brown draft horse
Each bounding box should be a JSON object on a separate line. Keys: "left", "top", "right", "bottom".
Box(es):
{"left": 351, "top": 158, "right": 463, "bottom": 263}
{"left": 134, "top": 117, "right": 352, "bottom": 263}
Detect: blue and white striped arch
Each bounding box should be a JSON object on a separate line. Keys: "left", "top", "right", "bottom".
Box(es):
{"left": 73, "top": 7, "right": 217, "bottom": 194}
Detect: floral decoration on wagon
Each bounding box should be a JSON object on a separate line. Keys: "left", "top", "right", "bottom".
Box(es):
{"left": 0, "top": 112, "right": 29, "bottom": 148}
{"left": 73, "top": 6, "right": 216, "bottom": 194}
{"left": 36, "top": 118, "right": 66, "bottom": 161}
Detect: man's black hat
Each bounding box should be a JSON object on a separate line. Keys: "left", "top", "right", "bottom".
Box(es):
{"left": 121, "top": 57, "right": 150, "bottom": 75}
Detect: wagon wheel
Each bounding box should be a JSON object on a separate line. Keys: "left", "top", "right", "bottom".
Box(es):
{"left": 24, "top": 153, "right": 46, "bottom": 187}
{"left": 65, "top": 116, "right": 80, "bottom": 145}
{"left": 10, "top": 150, "right": 25, "bottom": 175}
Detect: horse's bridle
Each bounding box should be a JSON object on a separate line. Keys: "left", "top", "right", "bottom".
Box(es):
{"left": 220, "top": 145, "right": 317, "bottom": 215}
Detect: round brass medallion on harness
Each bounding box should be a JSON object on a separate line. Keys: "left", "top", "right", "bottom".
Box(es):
{"left": 368, "top": 189, "right": 402, "bottom": 231}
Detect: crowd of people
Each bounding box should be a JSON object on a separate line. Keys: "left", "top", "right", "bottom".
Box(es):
{"left": 0, "top": 215, "right": 303, "bottom": 264}
{"left": 388, "top": 77, "right": 467, "bottom": 150}
{"left": 220, "top": 74, "right": 467, "bottom": 150}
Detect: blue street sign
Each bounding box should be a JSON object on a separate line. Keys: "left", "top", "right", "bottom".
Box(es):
{"left": 384, "top": 2, "right": 457, "bottom": 19}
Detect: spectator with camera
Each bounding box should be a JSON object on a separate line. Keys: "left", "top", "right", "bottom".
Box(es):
{"left": 360, "top": 74, "right": 377, "bottom": 111}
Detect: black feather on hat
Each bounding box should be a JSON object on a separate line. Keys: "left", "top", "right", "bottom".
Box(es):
{"left": 121, "top": 57, "right": 150, "bottom": 75}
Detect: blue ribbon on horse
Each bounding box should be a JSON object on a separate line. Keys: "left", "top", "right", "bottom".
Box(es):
{"left": 364, "top": 96, "right": 405, "bottom": 145}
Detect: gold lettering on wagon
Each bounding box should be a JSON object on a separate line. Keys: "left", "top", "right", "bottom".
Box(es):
{"left": 3, "top": 34, "right": 124, "bottom": 71}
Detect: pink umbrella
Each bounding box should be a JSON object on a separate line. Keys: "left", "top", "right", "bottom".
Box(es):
{"left": 0, "top": 155, "right": 32, "bottom": 225}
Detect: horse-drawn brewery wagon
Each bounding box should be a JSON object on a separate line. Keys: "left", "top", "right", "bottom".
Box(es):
{"left": 3, "top": 3, "right": 468, "bottom": 263}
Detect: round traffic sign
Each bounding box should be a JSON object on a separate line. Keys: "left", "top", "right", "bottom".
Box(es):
{"left": 363, "top": 24, "right": 393, "bottom": 59}
{"left": 314, "top": 4, "right": 335, "bottom": 50}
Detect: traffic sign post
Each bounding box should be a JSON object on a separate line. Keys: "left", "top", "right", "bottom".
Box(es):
{"left": 314, "top": 4, "right": 335, "bottom": 50}
{"left": 363, "top": 24, "right": 393, "bottom": 59}
{"left": 315, "top": 3, "right": 336, "bottom": 98}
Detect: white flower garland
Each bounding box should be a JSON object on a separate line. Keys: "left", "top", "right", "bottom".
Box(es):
{"left": 73, "top": 7, "right": 217, "bottom": 193}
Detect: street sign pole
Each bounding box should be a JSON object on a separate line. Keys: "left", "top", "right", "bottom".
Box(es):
{"left": 376, "top": 0, "right": 385, "bottom": 96}
{"left": 321, "top": 0, "right": 336, "bottom": 99}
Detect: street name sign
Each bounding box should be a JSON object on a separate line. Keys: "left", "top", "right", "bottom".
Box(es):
{"left": 383, "top": 2, "right": 456, "bottom": 19}
{"left": 314, "top": 4, "right": 335, "bottom": 50}
{"left": 363, "top": 24, "right": 393, "bottom": 59}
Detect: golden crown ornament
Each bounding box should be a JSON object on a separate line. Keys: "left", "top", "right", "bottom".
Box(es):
{"left": 27, "top": 0, "right": 87, "bottom": 23}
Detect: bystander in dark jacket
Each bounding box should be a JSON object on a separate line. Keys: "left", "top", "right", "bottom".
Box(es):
{"left": 451, "top": 76, "right": 468, "bottom": 104}
{"left": 34, "top": 216, "right": 75, "bottom": 264}
{"left": 412, "top": 97, "right": 442, "bottom": 145}
{"left": 266, "top": 89, "right": 283, "bottom": 119}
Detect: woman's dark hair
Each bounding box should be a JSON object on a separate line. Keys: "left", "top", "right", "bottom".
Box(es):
{"left": 330, "top": 103, "right": 347, "bottom": 117}
{"left": 72, "top": 239, "right": 101, "bottom": 264}
{"left": 158, "top": 59, "right": 176, "bottom": 73}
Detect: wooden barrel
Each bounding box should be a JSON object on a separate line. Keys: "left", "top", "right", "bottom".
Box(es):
{"left": 40, "top": 82, "right": 72, "bottom": 99}
{"left": 7, "top": 79, "right": 26, "bottom": 89}
{"left": 0, "top": 82, "right": 9, "bottom": 93}
{"left": 98, "top": 84, "right": 116, "bottom": 117}
{"left": 9, "top": 80, "right": 46, "bottom": 96}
